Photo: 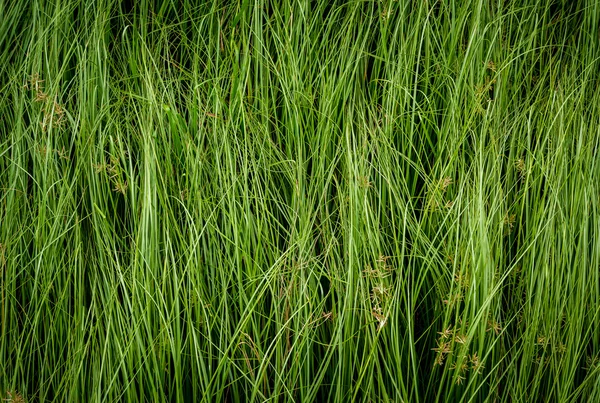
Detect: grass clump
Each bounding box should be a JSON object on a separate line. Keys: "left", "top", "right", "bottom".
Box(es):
{"left": 1, "top": 0, "right": 599, "bottom": 401}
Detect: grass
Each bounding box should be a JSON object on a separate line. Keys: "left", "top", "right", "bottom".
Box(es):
{"left": 1, "top": 0, "right": 599, "bottom": 401}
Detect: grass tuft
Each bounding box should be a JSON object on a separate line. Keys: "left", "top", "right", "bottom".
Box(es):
{"left": 1, "top": 0, "right": 599, "bottom": 401}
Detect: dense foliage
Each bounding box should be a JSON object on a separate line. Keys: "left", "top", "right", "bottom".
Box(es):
{"left": 1, "top": 0, "right": 599, "bottom": 401}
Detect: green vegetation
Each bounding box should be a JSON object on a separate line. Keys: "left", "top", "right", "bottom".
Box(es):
{"left": 1, "top": 0, "right": 599, "bottom": 401}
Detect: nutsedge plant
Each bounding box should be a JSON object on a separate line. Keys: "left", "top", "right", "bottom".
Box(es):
{"left": 1, "top": 0, "right": 599, "bottom": 402}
